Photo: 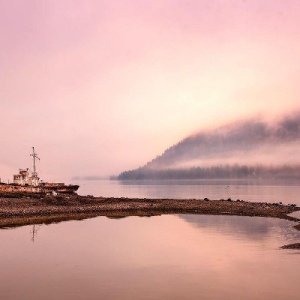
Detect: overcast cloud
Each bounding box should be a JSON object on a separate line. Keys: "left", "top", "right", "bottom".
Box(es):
{"left": 1, "top": 0, "right": 300, "bottom": 181}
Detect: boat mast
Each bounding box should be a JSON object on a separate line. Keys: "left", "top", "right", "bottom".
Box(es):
{"left": 30, "top": 147, "right": 40, "bottom": 177}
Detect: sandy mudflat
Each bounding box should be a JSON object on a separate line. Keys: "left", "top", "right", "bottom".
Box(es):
{"left": 0, "top": 195, "right": 299, "bottom": 229}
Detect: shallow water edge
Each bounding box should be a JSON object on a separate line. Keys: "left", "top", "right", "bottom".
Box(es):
{"left": 0, "top": 195, "right": 299, "bottom": 230}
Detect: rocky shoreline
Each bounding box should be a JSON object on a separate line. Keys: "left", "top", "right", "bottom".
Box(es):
{"left": 0, "top": 194, "right": 299, "bottom": 224}
{"left": 1, "top": 194, "right": 300, "bottom": 248}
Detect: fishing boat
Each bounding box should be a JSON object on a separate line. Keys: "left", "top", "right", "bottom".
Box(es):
{"left": 0, "top": 147, "right": 79, "bottom": 195}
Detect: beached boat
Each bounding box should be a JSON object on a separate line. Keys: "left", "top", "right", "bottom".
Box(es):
{"left": 0, "top": 147, "right": 79, "bottom": 195}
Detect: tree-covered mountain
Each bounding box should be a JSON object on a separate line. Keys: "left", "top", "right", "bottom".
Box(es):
{"left": 117, "top": 112, "right": 300, "bottom": 180}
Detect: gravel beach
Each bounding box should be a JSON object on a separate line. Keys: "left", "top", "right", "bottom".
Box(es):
{"left": 0, "top": 194, "right": 299, "bottom": 228}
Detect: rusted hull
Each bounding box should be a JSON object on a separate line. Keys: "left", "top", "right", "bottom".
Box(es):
{"left": 0, "top": 183, "right": 79, "bottom": 195}
{"left": 0, "top": 183, "right": 42, "bottom": 194}
{"left": 44, "top": 184, "right": 79, "bottom": 194}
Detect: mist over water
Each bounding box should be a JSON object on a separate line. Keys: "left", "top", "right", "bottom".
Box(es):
{"left": 2, "top": 1, "right": 300, "bottom": 299}
{"left": 147, "top": 112, "right": 300, "bottom": 169}
{"left": 117, "top": 112, "right": 300, "bottom": 180}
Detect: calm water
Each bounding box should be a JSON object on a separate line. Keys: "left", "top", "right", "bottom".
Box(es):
{"left": 76, "top": 178, "right": 300, "bottom": 205}
{"left": 0, "top": 215, "right": 300, "bottom": 300}
{"left": 1, "top": 179, "right": 300, "bottom": 299}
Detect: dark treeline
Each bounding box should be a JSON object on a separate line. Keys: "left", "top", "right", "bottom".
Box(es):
{"left": 117, "top": 165, "right": 300, "bottom": 180}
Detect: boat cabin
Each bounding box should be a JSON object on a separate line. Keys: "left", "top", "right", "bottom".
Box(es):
{"left": 13, "top": 168, "right": 40, "bottom": 186}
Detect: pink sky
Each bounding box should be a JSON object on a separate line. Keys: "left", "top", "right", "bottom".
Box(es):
{"left": 1, "top": 0, "right": 300, "bottom": 181}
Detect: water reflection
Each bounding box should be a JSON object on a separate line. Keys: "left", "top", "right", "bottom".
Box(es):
{"left": 1, "top": 215, "right": 300, "bottom": 300}
{"left": 30, "top": 225, "right": 41, "bottom": 242}
{"left": 179, "top": 214, "right": 300, "bottom": 243}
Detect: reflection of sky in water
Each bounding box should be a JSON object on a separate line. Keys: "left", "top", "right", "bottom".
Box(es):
{"left": 289, "top": 210, "right": 300, "bottom": 219}
{"left": 76, "top": 179, "right": 300, "bottom": 205}
{"left": 179, "top": 214, "right": 300, "bottom": 244}
{"left": 0, "top": 215, "right": 300, "bottom": 300}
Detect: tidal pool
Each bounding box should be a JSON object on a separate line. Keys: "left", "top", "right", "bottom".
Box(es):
{"left": 0, "top": 214, "right": 299, "bottom": 300}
